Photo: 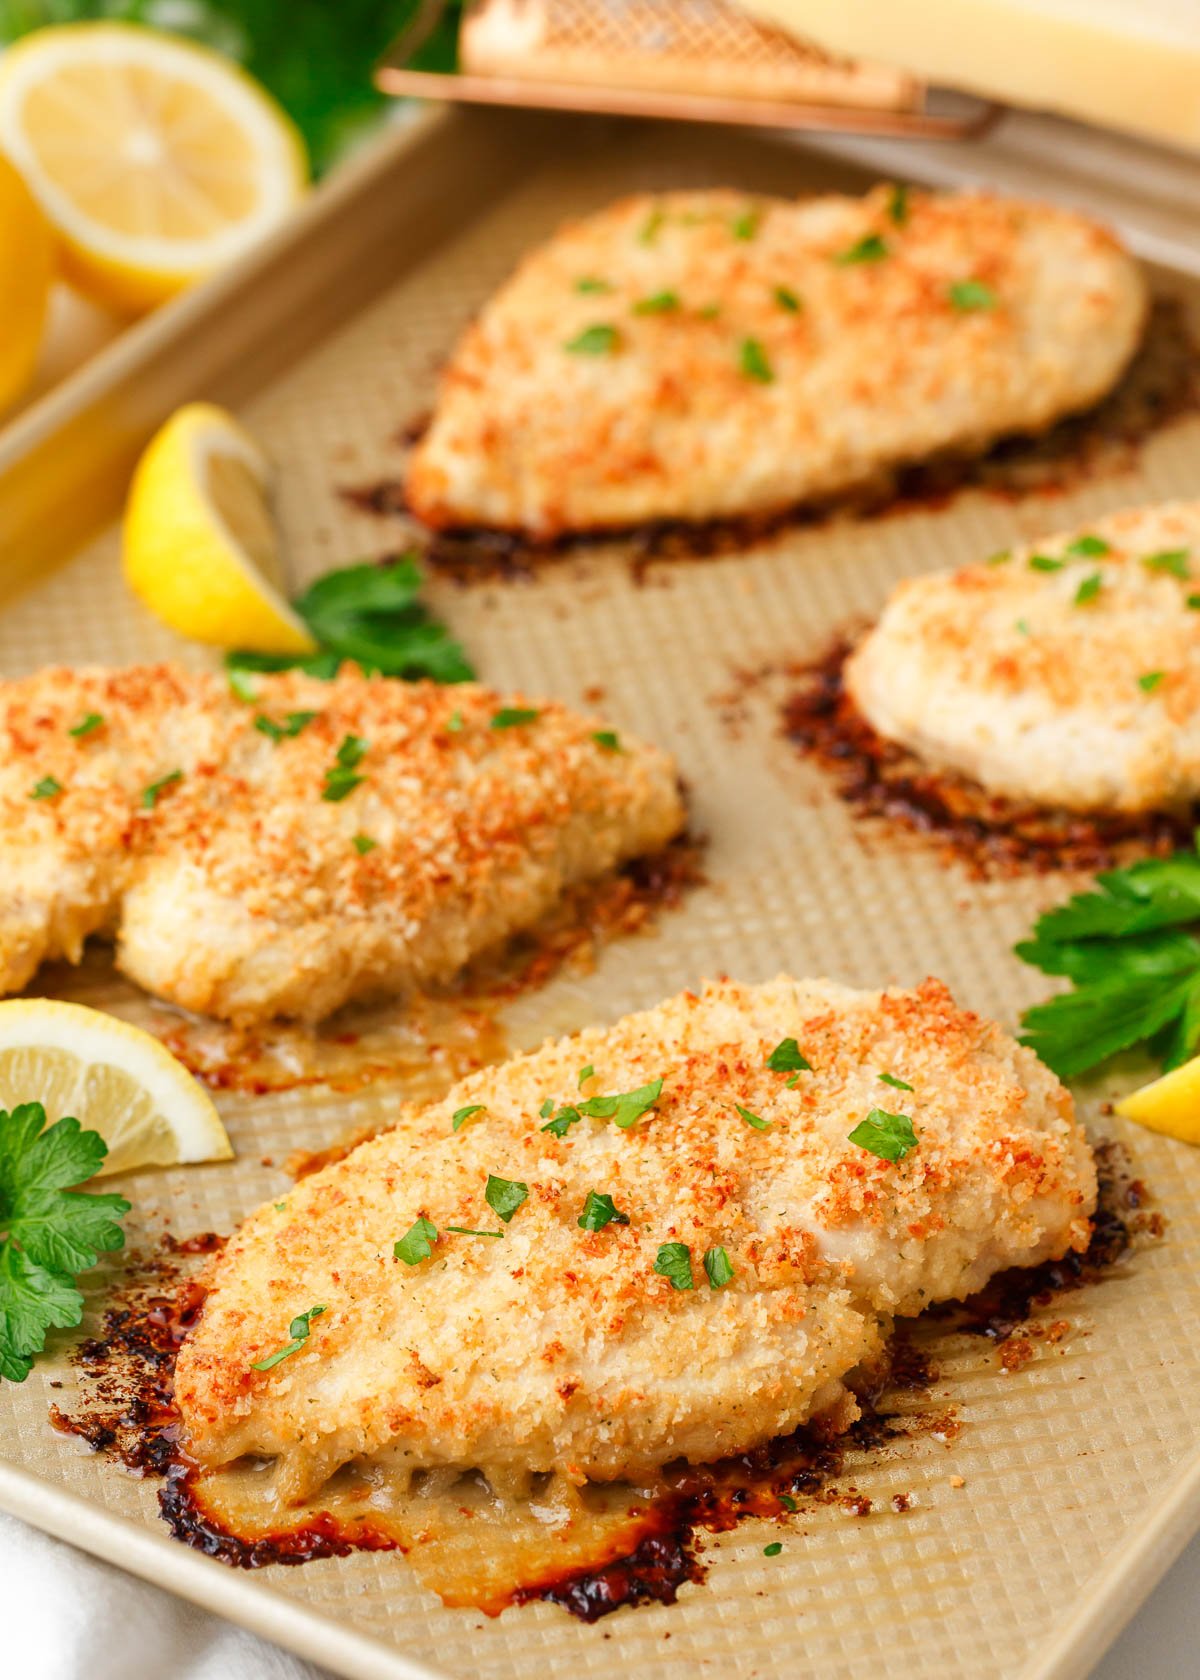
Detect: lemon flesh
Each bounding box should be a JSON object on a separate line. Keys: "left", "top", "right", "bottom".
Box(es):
{"left": 0, "top": 151, "right": 54, "bottom": 413}
{"left": 123, "top": 401, "right": 316, "bottom": 654}
{"left": 0, "top": 999, "right": 232, "bottom": 1178}
{"left": 0, "top": 23, "right": 307, "bottom": 314}
{"left": 1115, "top": 1055, "right": 1200, "bottom": 1146}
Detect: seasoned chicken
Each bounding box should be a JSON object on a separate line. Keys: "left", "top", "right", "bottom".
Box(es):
{"left": 406, "top": 185, "right": 1145, "bottom": 537}
{"left": 175, "top": 976, "right": 1096, "bottom": 1500}
{"left": 0, "top": 665, "right": 683, "bottom": 1023}
{"left": 847, "top": 501, "right": 1200, "bottom": 813}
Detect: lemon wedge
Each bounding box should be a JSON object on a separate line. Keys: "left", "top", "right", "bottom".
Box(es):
{"left": 0, "top": 23, "right": 306, "bottom": 314}
{"left": 1115, "top": 1055, "right": 1200, "bottom": 1145}
{"left": 123, "top": 401, "right": 316, "bottom": 653}
{"left": 0, "top": 151, "right": 54, "bottom": 412}
{"left": 0, "top": 999, "right": 232, "bottom": 1177}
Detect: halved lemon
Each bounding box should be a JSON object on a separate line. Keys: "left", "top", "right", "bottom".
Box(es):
{"left": 0, "top": 999, "right": 232, "bottom": 1178}
{"left": 0, "top": 22, "right": 307, "bottom": 314}
{"left": 123, "top": 401, "right": 316, "bottom": 653}
{"left": 1115, "top": 1055, "right": 1200, "bottom": 1146}
{"left": 0, "top": 151, "right": 54, "bottom": 412}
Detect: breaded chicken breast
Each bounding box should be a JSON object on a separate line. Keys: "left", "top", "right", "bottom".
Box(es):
{"left": 0, "top": 665, "right": 682, "bottom": 1023}
{"left": 847, "top": 501, "right": 1200, "bottom": 813}
{"left": 406, "top": 186, "right": 1145, "bottom": 537}
{"left": 175, "top": 976, "right": 1095, "bottom": 1501}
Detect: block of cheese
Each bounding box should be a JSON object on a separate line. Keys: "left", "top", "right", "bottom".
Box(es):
{"left": 739, "top": 0, "right": 1200, "bottom": 151}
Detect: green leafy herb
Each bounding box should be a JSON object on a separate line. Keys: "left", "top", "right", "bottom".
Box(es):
{"left": 1066, "top": 534, "right": 1112, "bottom": 558}
{"left": 69, "top": 712, "right": 104, "bottom": 739}
{"left": 1029, "top": 555, "right": 1064, "bottom": 572}
{"left": 1015, "top": 838, "right": 1200, "bottom": 1078}
{"left": 766, "top": 1037, "right": 810, "bottom": 1074}
{"left": 986, "top": 549, "right": 1012, "bottom": 567}
{"left": 576, "top": 1078, "right": 663, "bottom": 1130}
{"left": 735, "top": 1104, "right": 770, "bottom": 1132}
{"left": 1189, "top": 595, "right": 1200, "bottom": 610}
{"left": 703, "top": 1245, "right": 734, "bottom": 1289}
{"left": 887, "top": 183, "right": 909, "bottom": 226}
{"left": 0, "top": 1104, "right": 130, "bottom": 1383}
{"left": 322, "top": 734, "right": 368, "bottom": 801}
{"left": 847, "top": 1108, "right": 918, "bottom": 1163}
{"left": 566, "top": 324, "right": 621, "bottom": 356}
{"left": 633, "top": 291, "right": 680, "bottom": 315}
{"left": 274, "top": 1201, "right": 288, "bottom": 1213}
{"left": 142, "top": 770, "right": 182, "bottom": 809}
{"left": 878, "top": 1072, "right": 913, "bottom": 1092}
{"left": 578, "top": 1191, "right": 630, "bottom": 1232}
{"left": 740, "top": 338, "right": 773, "bottom": 384}
{"left": 1143, "top": 548, "right": 1191, "bottom": 579}
{"left": 1074, "top": 573, "right": 1103, "bottom": 606}
{"left": 452, "top": 1104, "right": 485, "bottom": 1133}
{"left": 228, "top": 668, "right": 258, "bottom": 702}
{"left": 835, "top": 233, "right": 888, "bottom": 265}
{"left": 255, "top": 709, "right": 318, "bottom": 743}
{"left": 250, "top": 1304, "right": 327, "bottom": 1372}
{"left": 948, "top": 278, "right": 996, "bottom": 312}
{"left": 30, "top": 777, "right": 62, "bottom": 801}
{"left": 732, "top": 208, "right": 761, "bottom": 241}
{"left": 578, "top": 1064, "right": 595, "bottom": 1088}
{"left": 639, "top": 208, "right": 665, "bottom": 246}
{"left": 1139, "top": 671, "right": 1166, "bottom": 693}
{"left": 763, "top": 1542, "right": 783, "bottom": 1557}
{"left": 539, "top": 1098, "right": 555, "bottom": 1119}
{"left": 541, "top": 1105, "right": 581, "bottom": 1139}
{"left": 445, "top": 1225, "right": 503, "bottom": 1239}
{"left": 773, "top": 285, "right": 802, "bottom": 313}
{"left": 698, "top": 303, "right": 721, "bottom": 319}
{"left": 352, "top": 833, "right": 378, "bottom": 855}
{"left": 1015, "top": 618, "right": 1032, "bottom": 637}
{"left": 447, "top": 710, "right": 465, "bottom": 732}
{"left": 485, "top": 1174, "right": 528, "bottom": 1223}
{"left": 592, "top": 730, "right": 622, "bottom": 752}
{"left": 779, "top": 1493, "right": 799, "bottom": 1512}
{"left": 490, "top": 707, "right": 540, "bottom": 729}
{"left": 393, "top": 1217, "right": 438, "bottom": 1265}
{"left": 575, "top": 276, "right": 612, "bottom": 294}
{"left": 653, "top": 1242, "right": 693, "bottom": 1291}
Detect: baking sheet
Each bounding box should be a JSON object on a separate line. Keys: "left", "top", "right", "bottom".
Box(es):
{"left": 2, "top": 110, "right": 1200, "bottom": 1680}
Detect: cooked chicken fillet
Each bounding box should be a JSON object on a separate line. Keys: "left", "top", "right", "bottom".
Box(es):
{"left": 0, "top": 665, "right": 683, "bottom": 1023}
{"left": 847, "top": 501, "right": 1200, "bottom": 813}
{"left": 406, "top": 186, "right": 1145, "bottom": 537}
{"left": 175, "top": 977, "right": 1095, "bottom": 1500}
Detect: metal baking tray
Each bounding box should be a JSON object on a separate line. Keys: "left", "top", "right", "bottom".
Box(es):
{"left": 2, "top": 103, "right": 1200, "bottom": 1680}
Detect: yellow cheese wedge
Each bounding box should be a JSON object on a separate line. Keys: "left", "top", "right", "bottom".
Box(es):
{"left": 1115, "top": 1054, "right": 1200, "bottom": 1145}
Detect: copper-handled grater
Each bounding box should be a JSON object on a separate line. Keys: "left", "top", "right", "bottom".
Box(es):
{"left": 376, "top": 0, "right": 999, "bottom": 138}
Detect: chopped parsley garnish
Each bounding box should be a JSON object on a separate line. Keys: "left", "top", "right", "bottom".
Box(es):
{"left": 1015, "top": 618, "right": 1032, "bottom": 637}
{"left": 490, "top": 707, "right": 540, "bottom": 729}
{"left": 653, "top": 1242, "right": 694, "bottom": 1291}
{"left": 575, "top": 276, "right": 613, "bottom": 294}
{"left": 638, "top": 208, "right": 665, "bottom": 246}
{"left": 773, "top": 285, "right": 802, "bottom": 313}
{"left": 1066, "top": 534, "right": 1112, "bottom": 558}
{"left": 576, "top": 1077, "right": 663, "bottom": 1130}
{"left": 986, "top": 549, "right": 1012, "bottom": 567}
{"left": 1189, "top": 594, "right": 1200, "bottom": 610}
{"left": 767, "top": 1037, "right": 810, "bottom": 1074}
{"left": 255, "top": 709, "right": 317, "bottom": 743}
{"left": 633, "top": 291, "right": 680, "bottom": 315}
{"left": 878, "top": 1072, "right": 913, "bottom": 1092}
{"left": 1074, "top": 573, "right": 1103, "bottom": 606}
{"left": 732, "top": 208, "right": 760, "bottom": 241}
{"left": 69, "top": 712, "right": 104, "bottom": 739}
{"left": 0, "top": 1103, "right": 130, "bottom": 1383}
{"left": 847, "top": 1108, "right": 918, "bottom": 1163}
{"left": 779, "top": 1493, "right": 799, "bottom": 1512}
{"left": 394, "top": 1217, "right": 438, "bottom": 1265}
{"left": 592, "top": 730, "right": 622, "bottom": 752}
{"left": 251, "top": 1304, "right": 326, "bottom": 1371}
{"left": 141, "top": 770, "right": 182, "bottom": 809}
{"left": 698, "top": 303, "right": 721, "bottom": 319}
{"left": 485, "top": 1174, "right": 528, "bottom": 1223}
{"left": 541, "top": 1105, "right": 581, "bottom": 1139}
{"left": 445, "top": 1225, "right": 503, "bottom": 1239}
{"left": 1143, "top": 548, "right": 1191, "bottom": 579}
{"left": 447, "top": 709, "right": 464, "bottom": 732}
{"left": 703, "top": 1246, "right": 734, "bottom": 1289}
{"left": 578, "top": 1191, "right": 630, "bottom": 1232}
{"left": 322, "top": 735, "right": 367, "bottom": 801}
{"left": 228, "top": 668, "right": 258, "bottom": 702}
{"left": 736, "top": 1104, "right": 770, "bottom": 1132}
{"left": 566, "top": 324, "right": 621, "bottom": 356}
{"left": 835, "top": 233, "right": 888, "bottom": 265}
{"left": 740, "top": 338, "right": 773, "bottom": 384}
{"left": 30, "top": 777, "right": 62, "bottom": 801}
{"left": 352, "top": 833, "right": 378, "bottom": 855}
{"left": 452, "top": 1104, "right": 485, "bottom": 1133}
{"left": 947, "top": 278, "right": 996, "bottom": 312}
{"left": 887, "top": 183, "right": 909, "bottom": 226}
{"left": 763, "top": 1542, "right": 783, "bottom": 1557}
{"left": 539, "top": 1098, "right": 555, "bottom": 1119}
{"left": 1029, "top": 555, "right": 1064, "bottom": 572}
{"left": 578, "top": 1064, "right": 595, "bottom": 1088}
{"left": 1139, "top": 671, "right": 1166, "bottom": 693}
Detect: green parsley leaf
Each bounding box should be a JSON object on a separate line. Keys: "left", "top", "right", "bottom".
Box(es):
{"left": 1139, "top": 671, "right": 1166, "bottom": 693}
{"left": 766, "top": 1037, "right": 811, "bottom": 1074}
{"left": 878, "top": 1072, "right": 914, "bottom": 1092}
{"left": 592, "top": 730, "right": 622, "bottom": 752}
{"left": 485, "top": 1174, "right": 528, "bottom": 1223}
{"left": 394, "top": 1217, "right": 438, "bottom": 1265}
{"left": 740, "top": 338, "right": 773, "bottom": 384}
{"left": 352, "top": 833, "right": 378, "bottom": 855}
{"left": 141, "top": 770, "right": 182, "bottom": 809}
{"left": 1066, "top": 534, "right": 1112, "bottom": 557}
{"left": 577, "top": 1077, "right": 663, "bottom": 1130}
{"left": 638, "top": 208, "right": 665, "bottom": 246}
{"left": 732, "top": 208, "right": 761, "bottom": 241}
{"left": 490, "top": 707, "right": 540, "bottom": 729}
{"left": 566, "top": 324, "right": 621, "bottom": 356}
{"left": 30, "top": 777, "right": 62, "bottom": 801}
{"left": 1015, "top": 618, "right": 1032, "bottom": 637}
{"left": 847, "top": 1108, "right": 918, "bottom": 1163}
{"left": 228, "top": 668, "right": 258, "bottom": 702}
{"left": 736, "top": 1103, "right": 770, "bottom": 1132}
{"left": 69, "top": 713, "right": 104, "bottom": 739}
{"left": 948, "top": 278, "right": 996, "bottom": 312}
{"left": 779, "top": 1493, "right": 799, "bottom": 1512}
{"left": 251, "top": 1304, "right": 327, "bottom": 1371}
{"left": 541, "top": 1106, "right": 581, "bottom": 1139}
{"left": 653, "top": 1242, "right": 693, "bottom": 1291}
{"left": 763, "top": 1542, "right": 783, "bottom": 1557}
{"left": 835, "top": 233, "right": 888, "bottom": 265}
{"left": 1143, "top": 548, "right": 1191, "bottom": 579}
{"left": 445, "top": 1225, "right": 504, "bottom": 1239}
{"left": 452, "top": 1104, "right": 485, "bottom": 1133}
{"left": 539, "top": 1098, "right": 555, "bottom": 1119}
{"left": 1189, "top": 595, "right": 1200, "bottom": 610}
{"left": 274, "top": 1201, "right": 287, "bottom": 1213}
{"left": 1074, "top": 573, "right": 1103, "bottom": 606}
{"left": 1029, "top": 555, "right": 1064, "bottom": 572}
{"left": 322, "top": 735, "right": 368, "bottom": 802}
{"left": 575, "top": 276, "right": 612, "bottom": 294}
{"left": 773, "top": 285, "right": 802, "bottom": 313}
{"left": 578, "top": 1191, "right": 630, "bottom": 1232}
{"left": 633, "top": 291, "right": 680, "bottom": 315}
{"left": 698, "top": 303, "right": 721, "bottom": 319}
{"left": 447, "top": 710, "right": 465, "bottom": 732}
{"left": 255, "top": 710, "right": 318, "bottom": 743}
{"left": 887, "top": 183, "right": 909, "bottom": 226}
{"left": 986, "top": 549, "right": 1012, "bottom": 567}
{"left": 0, "top": 1103, "right": 130, "bottom": 1383}
{"left": 703, "top": 1246, "right": 734, "bottom": 1289}
{"left": 578, "top": 1064, "right": 595, "bottom": 1088}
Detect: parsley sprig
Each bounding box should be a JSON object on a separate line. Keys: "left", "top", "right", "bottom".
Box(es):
{"left": 250, "top": 1304, "right": 327, "bottom": 1371}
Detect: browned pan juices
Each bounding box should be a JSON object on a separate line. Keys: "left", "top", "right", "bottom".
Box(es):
{"left": 778, "top": 639, "right": 1193, "bottom": 878}
{"left": 341, "top": 297, "right": 1200, "bottom": 585}
{"left": 51, "top": 1143, "right": 1154, "bottom": 1622}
